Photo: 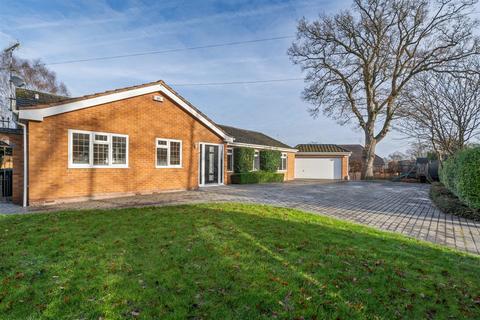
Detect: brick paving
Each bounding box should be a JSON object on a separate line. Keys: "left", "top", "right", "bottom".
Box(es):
{"left": 2, "top": 180, "right": 479, "bottom": 255}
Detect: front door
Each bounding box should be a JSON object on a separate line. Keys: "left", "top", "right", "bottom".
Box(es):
{"left": 199, "top": 144, "right": 223, "bottom": 185}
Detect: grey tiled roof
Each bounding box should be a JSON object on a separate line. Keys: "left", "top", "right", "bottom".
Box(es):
{"left": 218, "top": 125, "right": 293, "bottom": 149}
{"left": 295, "top": 144, "right": 350, "bottom": 153}
{"left": 15, "top": 88, "right": 70, "bottom": 108}
{"left": 338, "top": 144, "right": 385, "bottom": 166}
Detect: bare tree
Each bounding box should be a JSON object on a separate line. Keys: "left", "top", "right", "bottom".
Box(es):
{"left": 398, "top": 70, "right": 480, "bottom": 159}
{"left": 1, "top": 50, "right": 69, "bottom": 127}
{"left": 0, "top": 52, "right": 69, "bottom": 95}
{"left": 387, "top": 151, "right": 409, "bottom": 162}
{"left": 288, "top": 0, "right": 479, "bottom": 179}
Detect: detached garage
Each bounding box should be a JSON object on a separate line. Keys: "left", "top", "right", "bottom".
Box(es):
{"left": 294, "top": 144, "right": 351, "bottom": 180}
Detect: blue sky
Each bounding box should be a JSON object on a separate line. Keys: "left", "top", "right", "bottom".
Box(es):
{"left": 0, "top": 0, "right": 415, "bottom": 157}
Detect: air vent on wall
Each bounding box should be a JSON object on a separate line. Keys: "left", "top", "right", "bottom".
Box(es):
{"left": 153, "top": 95, "right": 164, "bottom": 102}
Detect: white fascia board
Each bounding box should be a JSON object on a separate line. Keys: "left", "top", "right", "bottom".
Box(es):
{"left": 228, "top": 141, "right": 297, "bottom": 153}
{"left": 18, "top": 83, "right": 234, "bottom": 142}
{"left": 296, "top": 152, "right": 352, "bottom": 156}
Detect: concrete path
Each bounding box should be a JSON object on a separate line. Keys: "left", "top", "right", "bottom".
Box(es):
{"left": 2, "top": 181, "right": 479, "bottom": 255}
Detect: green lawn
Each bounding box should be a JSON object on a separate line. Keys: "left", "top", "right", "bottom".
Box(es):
{"left": 1, "top": 203, "right": 479, "bottom": 319}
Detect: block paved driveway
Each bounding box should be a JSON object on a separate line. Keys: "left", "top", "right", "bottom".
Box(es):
{"left": 12, "top": 180, "right": 480, "bottom": 255}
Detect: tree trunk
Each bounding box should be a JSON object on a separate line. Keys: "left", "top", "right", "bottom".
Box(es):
{"left": 361, "top": 138, "right": 377, "bottom": 180}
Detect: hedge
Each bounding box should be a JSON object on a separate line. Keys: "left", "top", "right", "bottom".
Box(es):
{"left": 233, "top": 147, "right": 254, "bottom": 173}
{"left": 430, "top": 182, "right": 480, "bottom": 221}
{"left": 439, "top": 147, "right": 480, "bottom": 209}
{"left": 259, "top": 150, "right": 281, "bottom": 172}
{"left": 230, "top": 171, "right": 284, "bottom": 184}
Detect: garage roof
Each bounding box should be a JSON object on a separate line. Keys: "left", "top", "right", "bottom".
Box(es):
{"left": 295, "top": 144, "right": 350, "bottom": 153}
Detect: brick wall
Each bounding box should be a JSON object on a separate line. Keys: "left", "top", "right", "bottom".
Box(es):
{"left": 341, "top": 156, "right": 349, "bottom": 180}
{"left": 286, "top": 152, "right": 295, "bottom": 180}
{"left": 0, "top": 129, "right": 24, "bottom": 205}
{"left": 27, "top": 92, "right": 226, "bottom": 204}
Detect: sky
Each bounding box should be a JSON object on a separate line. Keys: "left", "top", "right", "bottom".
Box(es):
{"left": 0, "top": 0, "right": 419, "bottom": 157}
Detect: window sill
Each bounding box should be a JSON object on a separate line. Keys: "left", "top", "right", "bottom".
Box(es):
{"left": 156, "top": 165, "right": 183, "bottom": 169}
{"left": 68, "top": 165, "right": 129, "bottom": 169}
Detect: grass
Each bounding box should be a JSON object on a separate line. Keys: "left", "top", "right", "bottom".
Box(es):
{"left": 430, "top": 182, "right": 480, "bottom": 221}
{"left": 0, "top": 203, "right": 479, "bottom": 319}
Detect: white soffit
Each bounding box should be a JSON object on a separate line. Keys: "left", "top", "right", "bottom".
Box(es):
{"left": 18, "top": 84, "right": 233, "bottom": 142}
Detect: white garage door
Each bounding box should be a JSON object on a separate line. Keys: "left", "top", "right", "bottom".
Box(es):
{"left": 295, "top": 158, "right": 342, "bottom": 179}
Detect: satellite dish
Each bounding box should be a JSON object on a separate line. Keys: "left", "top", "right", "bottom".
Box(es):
{"left": 10, "top": 75, "right": 25, "bottom": 87}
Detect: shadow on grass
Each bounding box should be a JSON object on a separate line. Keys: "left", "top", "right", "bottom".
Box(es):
{"left": 0, "top": 203, "right": 479, "bottom": 319}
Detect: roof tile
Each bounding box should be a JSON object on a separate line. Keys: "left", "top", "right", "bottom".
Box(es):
{"left": 16, "top": 88, "right": 69, "bottom": 108}
{"left": 338, "top": 144, "right": 384, "bottom": 166}
{"left": 219, "top": 125, "right": 292, "bottom": 149}
{"left": 295, "top": 144, "right": 350, "bottom": 153}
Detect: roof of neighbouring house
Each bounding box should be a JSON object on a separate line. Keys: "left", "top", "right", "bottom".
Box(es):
{"left": 218, "top": 125, "right": 294, "bottom": 150}
{"left": 295, "top": 144, "right": 351, "bottom": 153}
{"left": 338, "top": 144, "right": 385, "bottom": 166}
{"left": 15, "top": 88, "right": 70, "bottom": 108}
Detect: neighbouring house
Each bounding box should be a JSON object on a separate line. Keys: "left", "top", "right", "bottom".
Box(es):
{"left": 294, "top": 144, "right": 351, "bottom": 180}
{"left": 3, "top": 80, "right": 296, "bottom": 206}
{"left": 338, "top": 144, "right": 385, "bottom": 179}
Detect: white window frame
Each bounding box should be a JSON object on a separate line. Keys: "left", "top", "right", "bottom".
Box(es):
{"left": 227, "top": 147, "right": 234, "bottom": 172}
{"left": 253, "top": 149, "right": 260, "bottom": 171}
{"left": 155, "top": 138, "right": 183, "bottom": 168}
{"left": 278, "top": 152, "right": 288, "bottom": 172}
{"left": 68, "top": 129, "right": 129, "bottom": 169}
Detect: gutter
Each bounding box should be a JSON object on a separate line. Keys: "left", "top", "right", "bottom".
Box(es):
{"left": 296, "top": 151, "right": 352, "bottom": 156}
{"left": 227, "top": 141, "right": 297, "bottom": 153}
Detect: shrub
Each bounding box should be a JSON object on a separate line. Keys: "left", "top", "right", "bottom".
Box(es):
{"left": 259, "top": 150, "right": 281, "bottom": 172}
{"left": 440, "top": 147, "right": 480, "bottom": 209}
{"left": 230, "top": 171, "right": 284, "bottom": 184}
{"left": 439, "top": 154, "right": 457, "bottom": 192}
{"left": 430, "top": 182, "right": 480, "bottom": 221}
{"left": 455, "top": 148, "right": 480, "bottom": 209}
{"left": 233, "top": 147, "right": 254, "bottom": 173}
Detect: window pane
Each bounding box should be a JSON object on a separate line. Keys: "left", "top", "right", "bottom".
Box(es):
{"left": 95, "top": 134, "right": 108, "bottom": 141}
{"left": 112, "top": 136, "right": 127, "bottom": 165}
{"left": 227, "top": 154, "right": 233, "bottom": 171}
{"left": 157, "top": 148, "right": 168, "bottom": 166}
{"left": 253, "top": 151, "right": 260, "bottom": 171}
{"left": 93, "top": 143, "right": 109, "bottom": 165}
{"left": 282, "top": 158, "right": 287, "bottom": 170}
{"left": 170, "top": 141, "right": 181, "bottom": 165}
{"left": 157, "top": 140, "right": 167, "bottom": 146}
{"left": 72, "top": 133, "right": 90, "bottom": 164}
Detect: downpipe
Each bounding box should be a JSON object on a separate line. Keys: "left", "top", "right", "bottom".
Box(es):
{"left": 15, "top": 122, "right": 27, "bottom": 207}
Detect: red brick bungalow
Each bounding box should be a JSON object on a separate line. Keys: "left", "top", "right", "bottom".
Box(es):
{"left": 6, "top": 80, "right": 296, "bottom": 206}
